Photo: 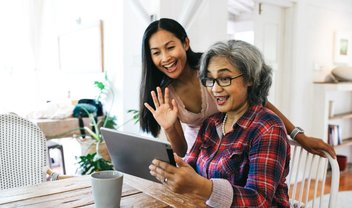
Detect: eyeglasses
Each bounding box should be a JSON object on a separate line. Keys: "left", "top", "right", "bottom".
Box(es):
{"left": 201, "top": 74, "right": 243, "bottom": 87}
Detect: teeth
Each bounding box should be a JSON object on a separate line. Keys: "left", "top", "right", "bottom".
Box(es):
{"left": 216, "top": 97, "right": 226, "bottom": 101}
{"left": 164, "top": 62, "right": 175, "bottom": 68}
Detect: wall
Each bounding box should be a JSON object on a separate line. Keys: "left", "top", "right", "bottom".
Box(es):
{"left": 289, "top": 0, "right": 352, "bottom": 138}
{"left": 120, "top": 0, "right": 352, "bottom": 138}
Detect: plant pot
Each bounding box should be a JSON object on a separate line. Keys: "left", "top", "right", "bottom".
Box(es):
{"left": 77, "top": 138, "right": 111, "bottom": 161}
{"left": 336, "top": 155, "right": 347, "bottom": 171}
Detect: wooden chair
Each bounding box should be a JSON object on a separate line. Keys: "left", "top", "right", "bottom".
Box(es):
{"left": 0, "top": 113, "right": 70, "bottom": 190}
{"left": 287, "top": 139, "right": 340, "bottom": 208}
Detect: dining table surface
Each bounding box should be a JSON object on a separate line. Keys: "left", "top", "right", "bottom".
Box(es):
{"left": 0, "top": 173, "right": 207, "bottom": 208}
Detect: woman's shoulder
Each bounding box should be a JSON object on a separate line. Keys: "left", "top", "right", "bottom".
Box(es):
{"left": 250, "top": 105, "right": 285, "bottom": 128}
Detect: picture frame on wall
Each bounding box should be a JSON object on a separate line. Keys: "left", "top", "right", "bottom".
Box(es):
{"left": 334, "top": 31, "right": 352, "bottom": 64}
{"left": 58, "top": 20, "right": 104, "bottom": 73}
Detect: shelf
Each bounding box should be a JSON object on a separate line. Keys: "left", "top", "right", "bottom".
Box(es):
{"left": 313, "top": 82, "right": 352, "bottom": 91}
{"left": 329, "top": 112, "right": 352, "bottom": 120}
{"left": 334, "top": 137, "right": 352, "bottom": 149}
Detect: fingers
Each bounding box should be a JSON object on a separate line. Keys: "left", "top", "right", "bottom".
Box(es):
{"left": 149, "top": 159, "right": 174, "bottom": 183}
{"left": 310, "top": 144, "right": 336, "bottom": 159}
{"left": 164, "top": 87, "right": 170, "bottom": 104}
{"left": 151, "top": 159, "right": 177, "bottom": 172}
{"left": 144, "top": 103, "right": 155, "bottom": 114}
{"left": 151, "top": 91, "right": 160, "bottom": 108}
{"left": 157, "top": 87, "right": 164, "bottom": 104}
{"left": 174, "top": 153, "right": 188, "bottom": 167}
{"left": 321, "top": 143, "right": 336, "bottom": 159}
{"left": 149, "top": 87, "right": 168, "bottom": 108}
{"left": 171, "top": 99, "right": 178, "bottom": 113}
{"left": 328, "top": 149, "right": 336, "bottom": 159}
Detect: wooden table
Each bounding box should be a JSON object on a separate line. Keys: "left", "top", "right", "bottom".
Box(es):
{"left": 0, "top": 174, "right": 206, "bottom": 207}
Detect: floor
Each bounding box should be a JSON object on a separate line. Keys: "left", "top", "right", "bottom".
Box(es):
{"left": 337, "top": 163, "right": 352, "bottom": 191}
{"left": 289, "top": 163, "right": 352, "bottom": 203}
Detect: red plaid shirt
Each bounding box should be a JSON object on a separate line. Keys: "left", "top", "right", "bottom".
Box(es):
{"left": 185, "top": 105, "right": 290, "bottom": 207}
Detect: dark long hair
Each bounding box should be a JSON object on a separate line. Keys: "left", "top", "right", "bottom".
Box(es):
{"left": 139, "top": 18, "right": 202, "bottom": 137}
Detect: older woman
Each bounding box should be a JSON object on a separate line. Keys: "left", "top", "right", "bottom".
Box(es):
{"left": 146, "top": 40, "right": 290, "bottom": 207}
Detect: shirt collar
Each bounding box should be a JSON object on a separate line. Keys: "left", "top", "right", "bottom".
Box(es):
{"left": 212, "top": 104, "right": 263, "bottom": 130}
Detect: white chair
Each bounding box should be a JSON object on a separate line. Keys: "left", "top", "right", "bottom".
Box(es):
{"left": 0, "top": 113, "right": 47, "bottom": 190}
{"left": 287, "top": 139, "right": 340, "bottom": 208}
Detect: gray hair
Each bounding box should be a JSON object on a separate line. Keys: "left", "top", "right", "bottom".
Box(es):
{"left": 200, "top": 40, "right": 272, "bottom": 106}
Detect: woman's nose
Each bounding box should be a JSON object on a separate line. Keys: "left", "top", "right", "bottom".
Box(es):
{"left": 161, "top": 52, "right": 171, "bottom": 62}
{"left": 211, "top": 81, "right": 223, "bottom": 93}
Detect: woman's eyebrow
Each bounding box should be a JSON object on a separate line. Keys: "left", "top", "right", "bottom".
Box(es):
{"left": 207, "top": 68, "right": 232, "bottom": 75}
{"left": 150, "top": 40, "right": 175, "bottom": 50}
{"left": 217, "top": 68, "right": 232, "bottom": 73}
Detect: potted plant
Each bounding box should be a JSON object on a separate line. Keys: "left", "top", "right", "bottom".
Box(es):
{"left": 76, "top": 110, "right": 115, "bottom": 175}
{"left": 76, "top": 73, "right": 140, "bottom": 175}
{"left": 76, "top": 72, "right": 116, "bottom": 175}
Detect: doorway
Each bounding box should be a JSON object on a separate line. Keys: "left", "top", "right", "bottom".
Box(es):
{"left": 228, "top": 0, "right": 295, "bottom": 109}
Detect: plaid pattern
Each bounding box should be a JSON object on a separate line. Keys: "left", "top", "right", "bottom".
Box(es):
{"left": 185, "top": 105, "right": 290, "bottom": 207}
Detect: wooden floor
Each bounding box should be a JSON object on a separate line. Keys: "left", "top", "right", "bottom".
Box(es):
{"left": 289, "top": 163, "right": 352, "bottom": 201}
{"left": 337, "top": 165, "right": 352, "bottom": 191}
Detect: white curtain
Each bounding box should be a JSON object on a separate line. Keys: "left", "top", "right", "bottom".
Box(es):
{"left": 0, "top": 0, "right": 45, "bottom": 114}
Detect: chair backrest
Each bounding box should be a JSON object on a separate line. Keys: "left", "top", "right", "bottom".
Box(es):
{"left": 287, "top": 139, "right": 340, "bottom": 208}
{"left": 0, "top": 113, "right": 47, "bottom": 190}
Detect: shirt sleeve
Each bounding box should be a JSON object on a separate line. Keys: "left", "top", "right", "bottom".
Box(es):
{"left": 206, "top": 178, "right": 233, "bottom": 208}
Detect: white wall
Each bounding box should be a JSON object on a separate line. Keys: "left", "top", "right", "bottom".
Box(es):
{"left": 120, "top": 0, "right": 352, "bottom": 139}
{"left": 289, "top": 0, "right": 352, "bottom": 137}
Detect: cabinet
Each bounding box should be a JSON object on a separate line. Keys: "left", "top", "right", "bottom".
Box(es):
{"left": 313, "top": 83, "right": 352, "bottom": 158}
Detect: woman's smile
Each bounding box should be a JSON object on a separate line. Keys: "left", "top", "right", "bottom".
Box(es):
{"left": 162, "top": 60, "right": 178, "bottom": 73}
{"left": 214, "top": 95, "right": 229, "bottom": 106}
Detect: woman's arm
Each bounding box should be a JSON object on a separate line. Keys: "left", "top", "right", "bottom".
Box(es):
{"left": 164, "top": 119, "right": 187, "bottom": 156}
{"left": 266, "top": 101, "right": 336, "bottom": 158}
{"left": 144, "top": 87, "right": 188, "bottom": 156}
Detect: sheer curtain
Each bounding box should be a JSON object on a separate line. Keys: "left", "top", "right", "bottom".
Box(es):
{"left": 0, "top": 0, "right": 46, "bottom": 115}
{"left": 0, "top": 0, "right": 116, "bottom": 116}
{"left": 0, "top": 0, "right": 86, "bottom": 115}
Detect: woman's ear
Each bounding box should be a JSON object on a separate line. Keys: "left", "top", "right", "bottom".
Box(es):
{"left": 184, "top": 37, "right": 190, "bottom": 51}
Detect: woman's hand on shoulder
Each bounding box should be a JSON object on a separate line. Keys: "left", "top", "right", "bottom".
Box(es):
{"left": 295, "top": 134, "right": 336, "bottom": 158}
{"left": 144, "top": 87, "right": 178, "bottom": 131}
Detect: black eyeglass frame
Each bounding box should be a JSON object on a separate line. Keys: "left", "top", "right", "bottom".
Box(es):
{"left": 201, "top": 74, "right": 243, "bottom": 87}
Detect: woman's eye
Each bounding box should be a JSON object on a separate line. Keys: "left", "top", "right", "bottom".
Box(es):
{"left": 167, "top": 46, "right": 175, "bottom": 50}
{"left": 152, "top": 51, "right": 160, "bottom": 56}
{"left": 219, "top": 77, "right": 230, "bottom": 82}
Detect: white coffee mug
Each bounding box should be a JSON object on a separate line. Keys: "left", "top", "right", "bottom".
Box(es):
{"left": 91, "top": 170, "right": 123, "bottom": 208}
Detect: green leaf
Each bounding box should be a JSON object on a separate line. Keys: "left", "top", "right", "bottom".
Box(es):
{"left": 77, "top": 152, "right": 113, "bottom": 175}
{"left": 94, "top": 81, "right": 105, "bottom": 90}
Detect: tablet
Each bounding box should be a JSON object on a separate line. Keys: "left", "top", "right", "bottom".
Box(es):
{"left": 100, "top": 127, "right": 176, "bottom": 183}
